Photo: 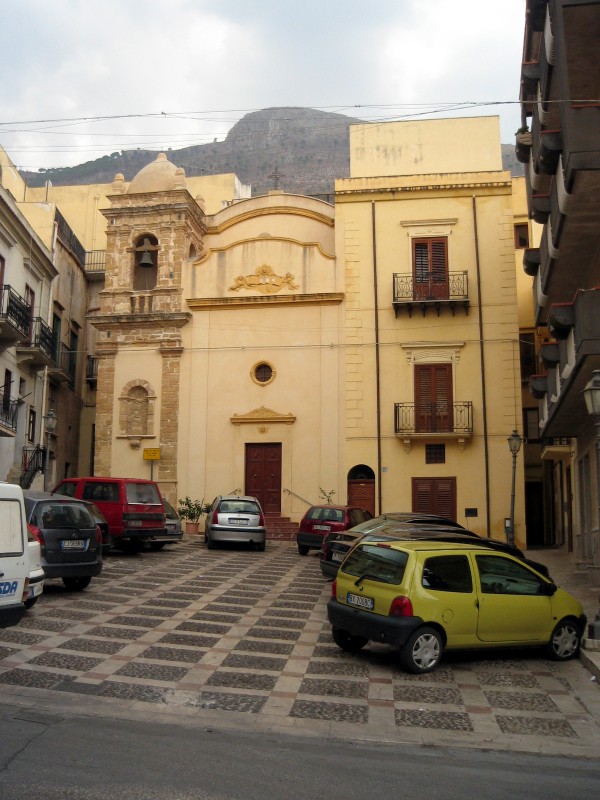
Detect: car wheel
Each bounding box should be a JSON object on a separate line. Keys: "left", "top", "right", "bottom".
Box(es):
{"left": 297, "top": 544, "right": 309, "bottom": 556}
{"left": 24, "top": 596, "right": 38, "bottom": 609}
{"left": 331, "top": 627, "right": 368, "bottom": 653}
{"left": 206, "top": 534, "right": 215, "bottom": 550}
{"left": 62, "top": 576, "right": 92, "bottom": 592}
{"left": 400, "top": 626, "right": 443, "bottom": 674}
{"left": 149, "top": 542, "right": 165, "bottom": 551}
{"left": 546, "top": 619, "right": 581, "bottom": 661}
{"left": 256, "top": 541, "right": 266, "bottom": 552}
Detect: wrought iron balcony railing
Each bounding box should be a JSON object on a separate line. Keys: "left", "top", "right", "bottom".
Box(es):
{"left": 27, "top": 317, "right": 55, "bottom": 358}
{"left": 86, "top": 355, "right": 98, "bottom": 384}
{"left": 394, "top": 402, "right": 473, "bottom": 436}
{"left": 85, "top": 250, "right": 106, "bottom": 275}
{"left": 0, "top": 285, "right": 32, "bottom": 338}
{"left": 392, "top": 272, "right": 469, "bottom": 317}
{"left": 0, "top": 389, "right": 18, "bottom": 432}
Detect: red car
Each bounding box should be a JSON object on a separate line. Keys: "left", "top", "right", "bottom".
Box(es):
{"left": 296, "top": 505, "right": 372, "bottom": 555}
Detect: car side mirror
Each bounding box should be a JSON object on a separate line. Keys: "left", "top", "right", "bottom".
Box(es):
{"left": 544, "top": 582, "right": 558, "bottom": 596}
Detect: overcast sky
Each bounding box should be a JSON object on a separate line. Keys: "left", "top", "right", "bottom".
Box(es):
{"left": 0, "top": 0, "right": 527, "bottom": 172}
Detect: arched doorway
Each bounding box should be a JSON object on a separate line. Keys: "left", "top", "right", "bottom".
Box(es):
{"left": 347, "top": 465, "right": 375, "bottom": 516}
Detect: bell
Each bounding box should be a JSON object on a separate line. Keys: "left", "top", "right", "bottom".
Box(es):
{"left": 138, "top": 250, "right": 154, "bottom": 268}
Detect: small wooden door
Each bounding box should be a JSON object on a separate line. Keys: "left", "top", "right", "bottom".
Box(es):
{"left": 415, "top": 364, "right": 453, "bottom": 432}
{"left": 412, "top": 477, "right": 457, "bottom": 520}
{"left": 413, "top": 238, "right": 449, "bottom": 300}
{"left": 347, "top": 479, "right": 376, "bottom": 517}
{"left": 245, "top": 443, "right": 282, "bottom": 513}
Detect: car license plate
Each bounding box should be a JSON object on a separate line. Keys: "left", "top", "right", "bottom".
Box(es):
{"left": 346, "top": 592, "right": 374, "bottom": 610}
{"left": 314, "top": 525, "right": 331, "bottom": 531}
{"left": 331, "top": 550, "right": 344, "bottom": 563}
{"left": 60, "top": 539, "right": 86, "bottom": 550}
{"left": 229, "top": 518, "right": 248, "bottom": 526}
{"left": 28, "top": 582, "right": 44, "bottom": 598}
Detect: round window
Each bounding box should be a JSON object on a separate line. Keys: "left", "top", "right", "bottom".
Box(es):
{"left": 255, "top": 363, "right": 273, "bottom": 383}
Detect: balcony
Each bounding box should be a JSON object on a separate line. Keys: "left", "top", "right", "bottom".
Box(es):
{"left": 392, "top": 272, "right": 469, "bottom": 317}
{"left": 541, "top": 437, "right": 572, "bottom": 461}
{"left": 85, "top": 250, "right": 106, "bottom": 281}
{"left": 16, "top": 317, "right": 56, "bottom": 369}
{"left": 394, "top": 402, "right": 473, "bottom": 438}
{"left": 86, "top": 356, "right": 98, "bottom": 387}
{"left": 0, "top": 389, "right": 18, "bottom": 436}
{"left": 0, "top": 285, "right": 32, "bottom": 345}
{"left": 47, "top": 345, "right": 76, "bottom": 384}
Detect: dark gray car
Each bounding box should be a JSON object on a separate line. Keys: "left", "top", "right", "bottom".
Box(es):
{"left": 23, "top": 491, "right": 103, "bottom": 591}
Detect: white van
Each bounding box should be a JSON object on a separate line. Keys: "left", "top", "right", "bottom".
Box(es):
{"left": 0, "top": 483, "right": 30, "bottom": 628}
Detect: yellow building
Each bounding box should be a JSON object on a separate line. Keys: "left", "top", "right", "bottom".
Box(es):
{"left": 335, "top": 117, "right": 525, "bottom": 544}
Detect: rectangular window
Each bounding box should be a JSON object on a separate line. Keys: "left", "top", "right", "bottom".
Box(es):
{"left": 422, "top": 555, "right": 472, "bottom": 593}
{"left": 415, "top": 364, "right": 453, "bottom": 432}
{"left": 412, "top": 237, "right": 449, "bottom": 300}
{"left": 2, "top": 369, "right": 11, "bottom": 414}
{"left": 27, "top": 408, "right": 36, "bottom": 443}
{"left": 412, "top": 477, "right": 457, "bottom": 520}
{"left": 68, "top": 329, "right": 78, "bottom": 381}
{"left": 514, "top": 224, "right": 529, "bottom": 249}
{"left": 523, "top": 408, "right": 540, "bottom": 442}
{"left": 425, "top": 444, "right": 446, "bottom": 464}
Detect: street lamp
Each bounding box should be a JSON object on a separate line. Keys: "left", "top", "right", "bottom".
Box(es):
{"left": 43, "top": 408, "right": 58, "bottom": 491}
{"left": 507, "top": 429, "right": 523, "bottom": 547}
{"left": 582, "top": 370, "right": 600, "bottom": 639}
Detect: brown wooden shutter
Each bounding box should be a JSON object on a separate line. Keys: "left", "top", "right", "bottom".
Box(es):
{"left": 412, "top": 477, "right": 457, "bottom": 520}
{"left": 415, "top": 364, "right": 453, "bottom": 432}
{"left": 412, "top": 238, "right": 449, "bottom": 300}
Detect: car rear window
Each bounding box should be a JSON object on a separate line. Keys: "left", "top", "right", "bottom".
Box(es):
{"left": 36, "top": 502, "right": 95, "bottom": 529}
{"left": 82, "top": 482, "right": 119, "bottom": 502}
{"left": 306, "top": 507, "right": 345, "bottom": 522}
{"left": 341, "top": 544, "right": 409, "bottom": 585}
{"left": 219, "top": 499, "right": 260, "bottom": 514}
{"left": 126, "top": 483, "right": 161, "bottom": 504}
{"left": 0, "top": 499, "right": 25, "bottom": 556}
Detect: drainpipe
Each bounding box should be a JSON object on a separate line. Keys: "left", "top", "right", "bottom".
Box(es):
{"left": 372, "top": 202, "right": 382, "bottom": 514}
{"left": 472, "top": 196, "right": 491, "bottom": 537}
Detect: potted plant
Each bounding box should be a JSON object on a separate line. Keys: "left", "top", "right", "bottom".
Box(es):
{"left": 178, "top": 497, "right": 207, "bottom": 535}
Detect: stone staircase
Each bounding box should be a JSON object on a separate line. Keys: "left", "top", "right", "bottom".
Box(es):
{"left": 265, "top": 512, "right": 298, "bottom": 541}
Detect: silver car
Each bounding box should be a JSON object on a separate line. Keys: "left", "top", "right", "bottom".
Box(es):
{"left": 206, "top": 495, "right": 266, "bottom": 551}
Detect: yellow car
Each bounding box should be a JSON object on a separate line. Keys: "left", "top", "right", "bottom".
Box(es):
{"left": 327, "top": 540, "right": 586, "bottom": 674}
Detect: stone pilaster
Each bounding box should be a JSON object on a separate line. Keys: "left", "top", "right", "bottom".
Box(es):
{"left": 158, "top": 342, "right": 183, "bottom": 498}
{"left": 94, "top": 341, "right": 118, "bottom": 475}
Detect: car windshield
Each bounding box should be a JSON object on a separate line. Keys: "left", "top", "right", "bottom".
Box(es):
{"left": 219, "top": 499, "right": 259, "bottom": 514}
{"left": 126, "top": 483, "right": 161, "bottom": 504}
{"left": 35, "top": 502, "right": 95, "bottom": 529}
{"left": 342, "top": 544, "right": 409, "bottom": 585}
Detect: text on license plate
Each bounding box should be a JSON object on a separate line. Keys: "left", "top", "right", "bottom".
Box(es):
{"left": 346, "top": 592, "right": 374, "bottom": 610}
{"left": 314, "top": 525, "right": 331, "bottom": 531}
{"left": 61, "top": 539, "right": 86, "bottom": 550}
{"left": 229, "top": 518, "right": 248, "bottom": 526}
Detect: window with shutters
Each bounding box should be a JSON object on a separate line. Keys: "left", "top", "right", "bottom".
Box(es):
{"left": 414, "top": 364, "right": 453, "bottom": 433}
{"left": 413, "top": 238, "right": 449, "bottom": 301}
{"left": 412, "top": 477, "right": 457, "bottom": 519}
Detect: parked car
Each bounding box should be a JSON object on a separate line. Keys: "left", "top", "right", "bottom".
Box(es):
{"left": 206, "top": 495, "right": 266, "bottom": 551}
{"left": 297, "top": 505, "right": 373, "bottom": 556}
{"left": 0, "top": 483, "right": 30, "bottom": 628}
{"left": 23, "top": 491, "right": 103, "bottom": 591}
{"left": 163, "top": 498, "right": 183, "bottom": 539}
{"left": 52, "top": 477, "right": 178, "bottom": 553}
{"left": 24, "top": 536, "right": 45, "bottom": 609}
{"left": 320, "top": 515, "right": 549, "bottom": 579}
{"left": 327, "top": 539, "right": 586, "bottom": 674}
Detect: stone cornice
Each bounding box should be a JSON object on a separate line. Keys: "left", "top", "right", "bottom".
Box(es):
{"left": 89, "top": 312, "right": 191, "bottom": 330}
{"left": 206, "top": 205, "right": 334, "bottom": 233}
{"left": 186, "top": 292, "right": 344, "bottom": 310}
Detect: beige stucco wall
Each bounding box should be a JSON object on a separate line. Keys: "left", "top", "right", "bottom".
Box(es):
{"left": 349, "top": 116, "right": 503, "bottom": 178}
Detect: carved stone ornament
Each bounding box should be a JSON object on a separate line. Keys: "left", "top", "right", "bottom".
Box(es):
{"left": 229, "top": 265, "right": 299, "bottom": 294}
{"left": 231, "top": 406, "right": 296, "bottom": 425}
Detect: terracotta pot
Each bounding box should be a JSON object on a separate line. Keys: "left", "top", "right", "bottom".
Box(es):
{"left": 185, "top": 521, "right": 200, "bottom": 535}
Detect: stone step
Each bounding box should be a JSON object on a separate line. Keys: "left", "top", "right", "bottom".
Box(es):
{"left": 264, "top": 513, "right": 298, "bottom": 540}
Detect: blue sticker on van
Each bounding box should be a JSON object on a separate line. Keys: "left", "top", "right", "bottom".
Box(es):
{"left": 0, "top": 581, "right": 18, "bottom": 597}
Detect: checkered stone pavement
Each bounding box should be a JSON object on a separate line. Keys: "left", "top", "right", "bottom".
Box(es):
{"left": 1, "top": 538, "right": 600, "bottom": 757}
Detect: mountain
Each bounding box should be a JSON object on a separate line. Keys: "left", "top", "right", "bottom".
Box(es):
{"left": 20, "top": 107, "right": 523, "bottom": 197}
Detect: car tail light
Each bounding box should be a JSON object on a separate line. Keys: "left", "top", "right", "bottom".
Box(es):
{"left": 331, "top": 579, "right": 337, "bottom": 598}
{"left": 389, "top": 596, "right": 413, "bottom": 617}
{"left": 258, "top": 510, "right": 265, "bottom": 526}
{"left": 28, "top": 523, "right": 44, "bottom": 546}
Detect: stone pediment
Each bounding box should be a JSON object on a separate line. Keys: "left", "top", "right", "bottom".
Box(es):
{"left": 231, "top": 406, "right": 296, "bottom": 425}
